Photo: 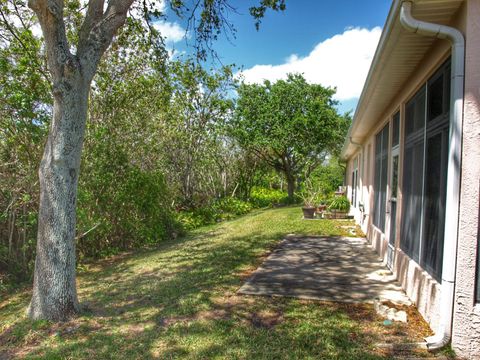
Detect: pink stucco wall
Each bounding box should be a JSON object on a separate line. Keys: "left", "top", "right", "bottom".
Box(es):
{"left": 348, "top": 43, "right": 450, "bottom": 332}
{"left": 344, "top": 3, "right": 480, "bottom": 356}
{"left": 451, "top": 0, "right": 480, "bottom": 358}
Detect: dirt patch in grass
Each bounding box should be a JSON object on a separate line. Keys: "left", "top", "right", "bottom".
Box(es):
{"left": 294, "top": 300, "right": 444, "bottom": 359}
{"left": 246, "top": 309, "right": 285, "bottom": 329}
{"left": 157, "top": 309, "right": 231, "bottom": 328}
{"left": 381, "top": 300, "right": 434, "bottom": 339}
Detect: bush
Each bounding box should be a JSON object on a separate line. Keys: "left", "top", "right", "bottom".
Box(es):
{"left": 177, "top": 198, "right": 252, "bottom": 230}
{"left": 249, "top": 187, "right": 291, "bottom": 208}
{"left": 327, "top": 195, "right": 351, "bottom": 212}
{"left": 308, "top": 159, "right": 345, "bottom": 198}
{"left": 212, "top": 198, "right": 252, "bottom": 216}
{"left": 77, "top": 160, "right": 179, "bottom": 259}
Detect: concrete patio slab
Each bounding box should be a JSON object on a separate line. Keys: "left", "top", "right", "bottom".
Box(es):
{"left": 238, "top": 235, "right": 411, "bottom": 305}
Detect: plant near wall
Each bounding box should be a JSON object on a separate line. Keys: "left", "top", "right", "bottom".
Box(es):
{"left": 297, "top": 177, "right": 322, "bottom": 219}
{"left": 327, "top": 195, "right": 351, "bottom": 213}
{"left": 298, "top": 181, "right": 321, "bottom": 209}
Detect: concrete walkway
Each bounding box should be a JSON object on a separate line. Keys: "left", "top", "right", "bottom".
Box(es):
{"left": 238, "top": 235, "right": 411, "bottom": 304}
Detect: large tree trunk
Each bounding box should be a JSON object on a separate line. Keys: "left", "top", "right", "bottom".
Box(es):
{"left": 286, "top": 174, "right": 295, "bottom": 203}
{"left": 26, "top": 0, "right": 133, "bottom": 322}
{"left": 28, "top": 72, "right": 90, "bottom": 321}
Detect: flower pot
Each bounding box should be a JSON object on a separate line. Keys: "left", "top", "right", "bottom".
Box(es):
{"left": 331, "top": 209, "right": 348, "bottom": 219}
{"left": 317, "top": 204, "right": 327, "bottom": 212}
{"left": 302, "top": 207, "right": 316, "bottom": 219}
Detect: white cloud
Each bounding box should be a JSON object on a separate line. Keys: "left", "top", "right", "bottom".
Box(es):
{"left": 153, "top": 21, "right": 186, "bottom": 44}
{"left": 128, "top": 0, "right": 185, "bottom": 45}
{"left": 239, "top": 27, "right": 382, "bottom": 101}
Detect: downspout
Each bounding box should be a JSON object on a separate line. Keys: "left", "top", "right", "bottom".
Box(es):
{"left": 349, "top": 137, "right": 362, "bottom": 148}
{"left": 399, "top": 1, "right": 465, "bottom": 351}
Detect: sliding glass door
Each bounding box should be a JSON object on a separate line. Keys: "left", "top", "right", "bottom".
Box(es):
{"left": 387, "top": 112, "right": 400, "bottom": 270}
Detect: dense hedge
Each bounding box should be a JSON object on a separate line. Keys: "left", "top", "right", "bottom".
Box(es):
{"left": 77, "top": 166, "right": 178, "bottom": 259}
{"left": 177, "top": 198, "right": 253, "bottom": 230}
{"left": 249, "top": 187, "right": 292, "bottom": 208}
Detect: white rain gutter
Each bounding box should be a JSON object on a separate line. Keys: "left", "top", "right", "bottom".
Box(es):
{"left": 399, "top": 1, "right": 465, "bottom": 351}
{"left": 349, "top": 137, "right": 362, "bottom": 148}
{"left": 340, "top": 0, "right": 401, "bottom": 161}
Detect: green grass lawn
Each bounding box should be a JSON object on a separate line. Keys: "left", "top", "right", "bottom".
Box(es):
{"left": 0, "top": 207, "right": 438, "bottom": 359}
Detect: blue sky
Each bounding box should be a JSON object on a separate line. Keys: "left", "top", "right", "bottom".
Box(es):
{"left": 156, "top": 0, "right": 392, "bottom": 114}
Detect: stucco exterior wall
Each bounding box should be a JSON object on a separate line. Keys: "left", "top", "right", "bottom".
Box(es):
{"left": 343, "top": 1, "right": 480, "bottom": 356}
{"left": 344, "top": 4, "right": 470, "bottom": 339}
{"left": 451, "top": 0, "right": 480, "bottom": 358}
{"left": 353, "top": 44, "right": 449, "bottom": 329}
{"left": 395, "top": 249, "right": 442, "bottom": 330}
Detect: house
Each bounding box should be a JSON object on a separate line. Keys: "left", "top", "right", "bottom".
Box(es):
{"left": 341, "top": 0, "right": 480, "bottom": 357}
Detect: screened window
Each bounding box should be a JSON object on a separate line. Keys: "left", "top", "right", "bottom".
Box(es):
{"left": 400, "top": 59, "right": 450, "bottom": 282}
{"left": 351, "top": 157, "right": 359, "bottom": 207}
{"left": 392, "top": 112, "right": 400, "bottom": 147}
{"left": 400, "top": 88, "right": 426, "bottom": 263}
{"left": 373, "top": 124, "right": 389, "bottom": 232}
{"left": 351, "top": 171, "right": 355, "bottom": 204}
{"left": 428, "top": 75, "right": 444, "bottom": 120}
{"left": 422, "top": 129, "right": 448, "bottom": 279}
{"left": 428, "top": 63, "right": 450, "bottom": 123}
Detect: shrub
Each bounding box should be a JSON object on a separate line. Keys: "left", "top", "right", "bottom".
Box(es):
{"left": 77, "top": 163, "right": 179, "bottom": 259}
{"left": 212, "top": 198, "right": 252, "bottom": 216}
{"left": 249, "top": 187, "right": 291, "bottom": 208}
{"left": 327, "top": 195, "right": 351, "bottom": 212}
{"left": 308, "top": 159, "right": 345, "bottom": 198}
{"left": 177, "top": 197, "right": 252, "bottom": 230}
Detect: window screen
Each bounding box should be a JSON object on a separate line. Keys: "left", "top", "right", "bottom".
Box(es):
{"left": 401, "top": 86, "right": 426, "bottom": 263}
{"left": 400, "top": 138, "right": 424, "bottom": 263}
{"left": 428, "top": 74, "right": 444, "bottom": 121}
{"left": 428, "top": 63, "right": 451, "bottom": 123}
{"left": 373, "top": 124, "right": 389, "bottom": 232}
{"left": 405, "top": 88, "right": 426, "bottom": 137}
{"left": 421, "top": 130, "right": 448, "bottom": 281}
{"left": 380, "top": 128, "right": 388, "bottom": 231}
{"left": 351, "top": 171, "right": 355, "bottom": 204}
{"left": 400, "top": 60, "right": 451, "bottom": 281}
{"left": 392, "top": 112, "right": 400, "bottom": 147}
{"left": 351, "top": 157, "right": 358, "bottom": 207}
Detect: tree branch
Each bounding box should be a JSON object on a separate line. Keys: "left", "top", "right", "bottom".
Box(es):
{"left": 77, "top": 0, "right": 104, "bottom": 52}
{"left": 77, "top": 0, "right": 134, "bottom": 78}
{"left": 0, "top": 7, "right": 50, "bottom": 83}
{"left": 28, "top": 0, "right": 73, "bottom": 80}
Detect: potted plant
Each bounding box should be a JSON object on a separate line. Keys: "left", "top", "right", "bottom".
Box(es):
{"left": 317, "top": 196, "right": 328, "bottom": 213}
{"left": 327, "top": 195, "right": 351, "bottom": 219}
{"left": 299, "top": 179, "right": 320, "bottom": 219}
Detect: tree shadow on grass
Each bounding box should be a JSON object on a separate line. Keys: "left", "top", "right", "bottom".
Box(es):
{"left": 0, "top": 214, "right": 413, "bottom": 359}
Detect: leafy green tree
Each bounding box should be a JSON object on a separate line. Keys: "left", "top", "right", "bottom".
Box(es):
{"left": 308, "top": 157, "right": 345, "bottom": 199}
{"left": 160, "top": 60, "right": 235, "bottom": 208}
{"left": 0, "top": 0, "right": 256, "bottom": 287}
{"left": 0, "top": 0, "right": 51, "bottom": 283}
{"left": 10, "top": 0, "right": 286, "bottom": 320}
{"left": 231, "top": 74, "right": 350, "bottom": 201}
{"left": 78, "top": 21, "right": 175, "bottom": 259}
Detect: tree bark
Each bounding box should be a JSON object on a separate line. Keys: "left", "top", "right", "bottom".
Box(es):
{"left": 26, "top": 0, "right": 133, "bottom": 321}
{"left": 286, "top": 174, "right": 295, "bottom": 203}
{"left": 28, "top": 71, "right": 90, "bottom": 321}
